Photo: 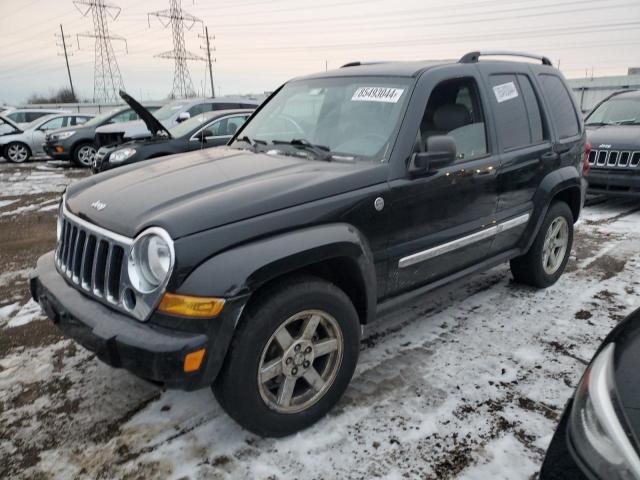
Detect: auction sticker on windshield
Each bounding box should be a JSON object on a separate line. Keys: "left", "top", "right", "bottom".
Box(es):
{"left": 351, "top": 87, "right": 405, "bottom": 103}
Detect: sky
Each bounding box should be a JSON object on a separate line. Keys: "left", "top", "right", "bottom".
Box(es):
{"left": 1, "top": 0, "right": 639, "bottom": 105}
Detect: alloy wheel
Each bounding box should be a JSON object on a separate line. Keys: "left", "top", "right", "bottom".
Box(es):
{"left": 258, "top": 309, "right": 344, "bottom": 414}
{"left": 7, "top": 144, "right": 28, "bottom": 163}
{"left": 542, "top": 216, "right": 569, "bottom": 275}
{"left": 77, "top": 145, "right": 96, "bottom": 166}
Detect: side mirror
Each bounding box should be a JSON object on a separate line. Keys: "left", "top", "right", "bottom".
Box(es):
{"left": 409, "top": 135, "right": 456, "bottom": 176}
{"left": 177, "top": 112, "right": 190, "bottom": 123}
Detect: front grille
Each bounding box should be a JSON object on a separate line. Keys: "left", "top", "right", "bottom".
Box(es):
{"left": 55, "top": 209, "right": 131, "bottom": 307}
{"left": 95, "top": 131, "right": 125, "bottom": 148}
{"left": 589, "top": 149, "right": 640, "bottom": 170}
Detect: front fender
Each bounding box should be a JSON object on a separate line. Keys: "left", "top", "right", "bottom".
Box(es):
{"left": 176, "top": 223, "right": 377, "bottom": 322}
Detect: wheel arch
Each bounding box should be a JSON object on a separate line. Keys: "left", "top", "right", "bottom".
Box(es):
{"left": 175, "top": 223, "right": 377, "bottom": 325}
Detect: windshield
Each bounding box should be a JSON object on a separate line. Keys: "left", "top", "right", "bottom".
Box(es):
{"left": 586, "top": 97, "right": 640, "bottom": 125}
{"left": 153, "top": 102, "right": 189, "bottom": 121}
{"left": 234, "top": 76, "right": 413, "bottom": 161}
{"left": 169, "top": 112, "right": 215, "bottom": 138}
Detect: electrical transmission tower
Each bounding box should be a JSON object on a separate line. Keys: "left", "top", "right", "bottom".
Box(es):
{"left": 149, "top": 0, "right": 204, "bottom": 99}
{"left": 74, "top": 0, "right": 127, "bottom": 103}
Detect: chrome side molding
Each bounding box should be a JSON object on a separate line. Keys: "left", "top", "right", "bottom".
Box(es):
{"left": 398, "top": 213, "right": 530, "bottom": 269}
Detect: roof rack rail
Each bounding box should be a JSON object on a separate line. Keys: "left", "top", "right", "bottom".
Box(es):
{"left": 459, "top": 50, "right": 552, "bottom": 66}
{"left": 340, "top": 61, "right": 387, "bottom": 68}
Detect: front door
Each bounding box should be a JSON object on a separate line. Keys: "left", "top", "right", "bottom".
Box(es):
{"left": 386, "top": 69, "right": 500, "bottom": 296}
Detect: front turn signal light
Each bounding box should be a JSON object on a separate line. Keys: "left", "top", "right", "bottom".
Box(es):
{"left": 158, "top": 293, "right": 225, "bottom": 318}
{"left": 184, "top": 349, "right": 206, "bottom": 372}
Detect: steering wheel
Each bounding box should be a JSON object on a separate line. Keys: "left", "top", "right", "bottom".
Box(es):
{"left": 272, "top": 114, "right": 304, "bottom": 135}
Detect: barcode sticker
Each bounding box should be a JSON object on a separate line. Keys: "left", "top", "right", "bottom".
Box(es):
{"left": 493, "top": 82, "right": 519, "bottom": 103}
{"left": 351, "top": 87, "right": 405, "bottom": 103}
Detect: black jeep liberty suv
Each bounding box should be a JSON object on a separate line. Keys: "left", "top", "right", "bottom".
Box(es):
{"left": 30, "top": 51, "right": 588, "bottom": 437}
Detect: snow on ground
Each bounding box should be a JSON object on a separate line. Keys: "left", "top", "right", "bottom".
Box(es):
{"left": 1, "top": 161, "right": 640, "bottom": 480}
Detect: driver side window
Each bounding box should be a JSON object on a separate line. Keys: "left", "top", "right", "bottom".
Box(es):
{"left": 40, "top": 116, "right": 65, "bottom": 130}
{"left": 415, "top": 77, "right": 488, "bottom": 163}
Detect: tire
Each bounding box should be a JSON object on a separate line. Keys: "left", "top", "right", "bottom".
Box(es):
{"left": 3, "top": 142, "right": 31, "bottom": 163}
{"left": 72, "top": 142, "right": 97, "bottom": 168}
{"left": 213, "top": 275, "right": 360, "bottom": 437}
{"left": 510, "top": 201, "right": 574, "bottom": 288}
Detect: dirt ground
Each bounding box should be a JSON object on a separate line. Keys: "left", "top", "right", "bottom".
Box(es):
{"left": 1, "top": 159, "right": 640, "bottom": 480}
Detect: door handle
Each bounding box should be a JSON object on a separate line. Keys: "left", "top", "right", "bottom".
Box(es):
{"left": 541, "top": 152, "right": 559, "bottom": 161}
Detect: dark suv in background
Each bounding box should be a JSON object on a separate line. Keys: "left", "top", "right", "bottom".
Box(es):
{"left": 31, "top": 51, "right": 587, "bottom": 437}
{"left": 585, "top": 90, "right": 640, "bottom": 197}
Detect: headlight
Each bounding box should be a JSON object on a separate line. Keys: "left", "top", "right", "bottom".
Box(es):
{"left": 54, "top": 131, "right": 75, "bottom": 141}
{"left": 127, "top": 228, "right": 174, "bottom": 293}
{"left": 569, "top": 343, "right": 640, "bottom": 479}
{"left": 110, "top": 147, "right": 136, "bottom": 164}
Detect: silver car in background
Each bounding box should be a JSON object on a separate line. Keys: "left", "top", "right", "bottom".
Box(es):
{"left": 0, "top": 113, "right": 93, "bottom": 163}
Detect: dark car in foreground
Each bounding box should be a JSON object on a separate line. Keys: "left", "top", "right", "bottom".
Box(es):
{"left": 92, "top": 93, "right": 252, "bottom": 172}
{"left": 585, "top": 90, "right": 640, "bottom": 197}
{"left": 540, "top": 306, "right": 640, "bottom": 480}
{"left": 30, "top": 51, "right": 588, "bottom": 437}
{"left": 43, "top": 103, "right": 161, "bottom": 167}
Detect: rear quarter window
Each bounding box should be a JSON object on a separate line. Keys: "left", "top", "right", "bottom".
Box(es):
{"left": 538, "top": 74, "right": 580, "bottom": 139}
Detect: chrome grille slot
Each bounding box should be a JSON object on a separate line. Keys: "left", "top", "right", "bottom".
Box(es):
{"left": 632, "top": 152, "right": 640, "bottom": 167}
{"left": 588, "top": 150, "right": 596, "bottom": 165}
{"left": 92, "top": 240, "right": 109, "bottom": 297}
{"left": 80, "top": 235, "right": 96, "bottom": 290}
{"left": 607, "top": 151, "right": 619, "bottom": 166}
{"left": 596, "top": 150, "right": 608, "bottom": 166}
{"left": 619, "top": 152, "right": 630, "bottom": 167}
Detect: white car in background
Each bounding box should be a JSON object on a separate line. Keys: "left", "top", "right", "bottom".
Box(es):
{"left": 0, "top": 113, "right": 93, "bottom": 163}
{"left": 94, "top": 95, "right": 261, "bottom": 147}
{"left": 4, "top": 108, "right": 68, "bottom": 127}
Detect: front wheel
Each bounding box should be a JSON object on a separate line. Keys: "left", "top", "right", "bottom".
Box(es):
{"left": 72, "top": 142, "right": 97, "bottom": 168}
{"left": 213, "top": 276, "right": 360, "bottom": 437}
{"left": 4, "top": 142, "right": 31, "bottom": 163}
{"left": 510, "top": 201, "right": 574, "bottom": 288}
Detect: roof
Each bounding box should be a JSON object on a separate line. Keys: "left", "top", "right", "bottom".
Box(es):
{"left": 298, "top": 60, "right": 457, "bottom": 80}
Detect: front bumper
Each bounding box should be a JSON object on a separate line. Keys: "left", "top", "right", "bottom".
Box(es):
{"left": 43, "top": 140, "right": 71, "bottom": 160}
{"left": 30, "top": 251, "right": 247, "bottom": 390}
{"left": 587, "top": 169, "right": 640, "bottom": 197}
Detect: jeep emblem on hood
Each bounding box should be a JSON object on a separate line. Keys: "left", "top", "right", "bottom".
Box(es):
{"left": 91, "top": 200, "right": 107, "bottom": 211}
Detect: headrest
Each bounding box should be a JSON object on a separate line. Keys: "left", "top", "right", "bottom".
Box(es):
{"left": 433, "top": 104, "right": 471, "bottom": 132}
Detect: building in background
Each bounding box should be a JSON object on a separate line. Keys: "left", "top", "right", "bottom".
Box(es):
{"left": 567, "top": 68, "right": 640, "bottom": 114}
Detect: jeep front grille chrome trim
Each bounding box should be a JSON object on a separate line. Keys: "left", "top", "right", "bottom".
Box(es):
{"left": 54, "top": 203, "right": 163, "bottom": 321}
{"left": 590, "top": 149, "right": 640, "bottom": 170}
{"left": 399, "top": 213, "right": 530, "bottom": 269}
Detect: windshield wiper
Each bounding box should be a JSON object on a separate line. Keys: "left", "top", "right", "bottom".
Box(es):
{"left": 271, "top": 138, "right": 333, "bottom": 161}
{"left": 617, "top": 119, "right": 640, "bottom": 125}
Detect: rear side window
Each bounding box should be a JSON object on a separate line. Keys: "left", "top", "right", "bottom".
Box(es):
{"left": 488, "top": 74, "right": 531, "bottom": 150}
{"left": 517, "top": 74, "right": 546, "bottom": 143}
{"left": 187, "top": 103, "right": 209, "bottom": 116}
{"left": 538, "top": 74, "right": 580, "bottom": 139}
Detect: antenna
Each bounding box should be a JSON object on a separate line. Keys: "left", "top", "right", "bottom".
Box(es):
{"left": 74, "top": 0, "right": 126, "bottom": 103}
{"left": 149, "top": 0, "right": 204, "bottom": 99}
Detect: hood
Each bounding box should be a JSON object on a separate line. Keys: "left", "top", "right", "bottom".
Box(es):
{"left": 95, "top": 119, "right": 151, "bottom": 137}
{"left": 586, "top": 124, "right": 640, "bottom": 151}
{"left": 119, "top": 90, "right": 171, "bottom": 138}
{"left": 65, "top": 147, "right": 386, "bottom": 239}
{"left": 0, "top": 116, "right": 22, "bottom": 136}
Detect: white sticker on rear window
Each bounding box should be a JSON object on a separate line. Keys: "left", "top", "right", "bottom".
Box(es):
{"left": 351, "top": 87, "right": 405, "bottom": 103}
{"left": 493, "top": 82, "right": 518, "bottom": 103}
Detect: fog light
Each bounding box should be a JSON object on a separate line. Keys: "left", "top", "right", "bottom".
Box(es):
{"left": 158, "top": 292, "right": 225, "bottom": 318}
{"left": 184, "top": 349, "right": 206, "bottom": 372}
{"left": 54, "top": 145, "right": 64, "bottom": 153}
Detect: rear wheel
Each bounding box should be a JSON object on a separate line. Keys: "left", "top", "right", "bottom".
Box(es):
{"left": 4, "top": 142, "right": 31, "bottom": 163}
{"left": 510, "top": 201, "right": 574, "bottom": 288}
{"left": 72, "top": 142, "right": 96, "bottom": 168}
{"left": 213, "top": 276, "right": 360, "bottom": 437}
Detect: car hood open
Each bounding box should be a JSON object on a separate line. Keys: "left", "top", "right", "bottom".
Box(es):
{"left": 119, "top": 90, "right": 172, "bottom": 139}
{"left": 65, "top": 147, "right": 386, "bottom": 239}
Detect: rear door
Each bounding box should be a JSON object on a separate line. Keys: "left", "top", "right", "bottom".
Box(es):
{"left": 32, "top": 116, "right": 66, "bottom": 153}
{"left": 386, "top": 66, "right": 500, "bottom": 295}
{"left": 478, "top": 64, "right": 555, "bottom": 254}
